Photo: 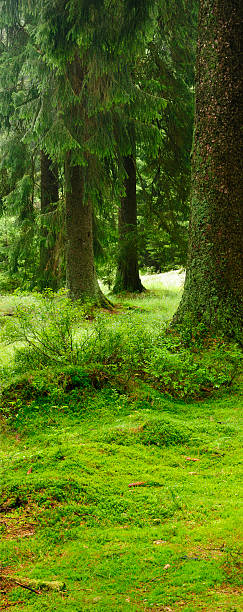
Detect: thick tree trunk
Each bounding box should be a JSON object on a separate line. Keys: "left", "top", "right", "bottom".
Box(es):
{"left": 174, "top": 0, "right": 243, "bottom": 340}
{"left": 114, "top": 154, "right": 144, "bottom": 293}
{"left": 40, "top": 151, "right": 59, "bottom": 290}
{"left": 65, "top": 153, "right": 107, "bottom": 304}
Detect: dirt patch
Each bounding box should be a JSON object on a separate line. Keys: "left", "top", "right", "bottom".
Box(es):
{"left": 0, "top": 517, "right": 35, "bottom": 540}
{"left": 0, "top": 503, "right": 41, "bottom": 540}
{"left": 150, "top": 585, "right": 243, "bottom": 611}
{"left": 186, "top": 544, "right": 225, "bottom": 560}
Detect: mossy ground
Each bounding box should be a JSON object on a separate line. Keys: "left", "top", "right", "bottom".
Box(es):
{"left": 0, "top": 273, "right": 242, "bottom": 611}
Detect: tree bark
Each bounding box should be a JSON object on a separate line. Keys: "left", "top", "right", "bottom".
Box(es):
{"left": 114, "top": 153, "right": 144, "bottom": 293}
{"left": 40, "top": 151, "right": 59, "bottom": 290}
{"left": 174, "top": 0, "right": 243, "bottom": 340}
{"left": 63, "top": 55, "right": 109, "bottom": 305}
{"left": 65, "top": 153, "right": 107, "bottom": 303}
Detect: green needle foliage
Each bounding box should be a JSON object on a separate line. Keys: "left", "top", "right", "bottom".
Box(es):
{"left": 0, "top": 0, "right": 198, "bottom": 293}
{"left": 137, "top": 0, "right": 198, "bottom": 272}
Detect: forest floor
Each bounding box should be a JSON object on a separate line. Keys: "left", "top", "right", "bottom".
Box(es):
{"left": 0, "top": 273, "right": 242, "bottom": 611}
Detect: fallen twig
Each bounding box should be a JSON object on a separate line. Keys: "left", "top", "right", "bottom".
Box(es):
{"left": 14, "top": 581, "right": 41, "bottom": 595}
{"left": 128, "top": 481, "right": 146, "bottom": 487}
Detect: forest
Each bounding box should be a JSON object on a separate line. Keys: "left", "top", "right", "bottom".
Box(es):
{"left": 0, "top": 0, "right": 242, "bottom": 610}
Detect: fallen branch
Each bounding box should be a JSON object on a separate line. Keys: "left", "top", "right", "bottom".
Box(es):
{"left": 0, "top": 601, "right": 25, "bottom": 609}
{"left": 2, "top": 575, "right": 66, "bottom": 593}
{"left": 13, "top": 581, "right": 41, "bottom": 595}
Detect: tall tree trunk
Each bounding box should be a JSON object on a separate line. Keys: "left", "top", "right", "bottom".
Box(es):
{"left": 114, "top": 153, "right": 144, "bottom": 293}
{"left": 40, "top": 151, "right": 59, "bottom": 290}
{"left": 64, "top": 55, "right": 109, "bottom": 305}
{"left": 65, "top": 153, "right": 107, "bottom": 303}
{"left": 174, "top": 0, "right": 243, "bottom": 340}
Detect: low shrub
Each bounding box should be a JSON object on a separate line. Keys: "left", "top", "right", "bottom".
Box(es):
{"left": 1, "top": 290, "right": 85, "bottom": 367}
{"left": 84, "top": 318, "right": 242, "bottom": 398}
{"left": 0, "top": 366, "right": 91, "bottom": 418}
{"left": 142, "top": 338, "right": 242, "bottom": 397}
{"left": 0, "top": 271, "right": 19, "bottom": 293}
{"left": 84, "top": 313, "right": 154, "bottom": 370}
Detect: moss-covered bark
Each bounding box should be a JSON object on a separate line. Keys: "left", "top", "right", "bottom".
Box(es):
{"left": 174, "top": 0, "right": 243, "bottom": 340}
{"left": 39, "top": 151, "right": 59, "bottom": 290}
{"left": 114, "top": 154, "right": 144, "bottom": 293}
{"left": 65, "top": 153, "right": 108, "bottom": 304}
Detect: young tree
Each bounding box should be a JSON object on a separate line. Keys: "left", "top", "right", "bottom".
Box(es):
{"left": 174, "top": 0, "right": 243, "bottom": 340}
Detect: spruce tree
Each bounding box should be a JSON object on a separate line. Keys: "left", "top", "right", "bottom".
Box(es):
{"left": 174, "top": 0, "right": 243, "bottom": 340}
{"left": 0, "top": 4, "right": 43, "bottom": 287}
{"left": 32, "top": 0, "right": 158, "bottom": 302}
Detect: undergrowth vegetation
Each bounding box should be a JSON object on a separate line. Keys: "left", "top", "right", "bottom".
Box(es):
{"left": 0, "top": 274, "right": 242, "bottom": 610}
{"left": 0, "top": 279, "right": 241, "bottom": 400}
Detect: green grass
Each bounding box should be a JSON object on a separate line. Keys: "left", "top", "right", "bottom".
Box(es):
{"left": 0, "top": 274, "right": 242, "bottom": 610}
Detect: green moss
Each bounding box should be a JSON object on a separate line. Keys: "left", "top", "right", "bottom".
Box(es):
{"left": 1, "top": 383, "right": 242, "bottom": 610}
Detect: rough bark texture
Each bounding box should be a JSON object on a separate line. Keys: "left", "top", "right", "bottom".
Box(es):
{"left": 174, "top": 0, "right": 243, "bottom": 339}
{"left": 64, "top": 55, "right": 109, "bottom": 305}
{"left": 40, "top": 151, "right": 59, "bottom": 290}
{"left": 114, "top": 154, "right": 144, "bottom": 293}
{"left": 65, "top": 153, "right": 106, "bottom": 303}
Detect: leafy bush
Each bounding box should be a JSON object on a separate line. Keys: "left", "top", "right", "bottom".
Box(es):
{"left": 84, "top": 313, "right": 155, "bottom": 371}
{"left": 142, "top": 337, "right": 242, "bottom": 397}
{"left": 1, "top": 290, "right": 86, "bottom": 367}
{"left": 0, "top": 271, "right": 19, "bottom": 293}
{"left": 84, "top": 317, "right": 242, "bottom": 398}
